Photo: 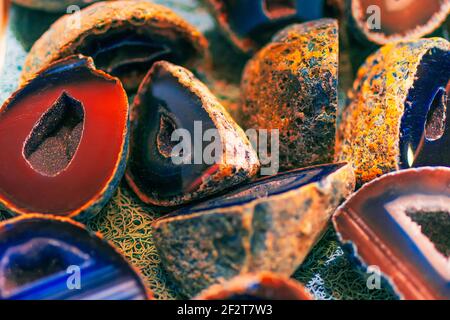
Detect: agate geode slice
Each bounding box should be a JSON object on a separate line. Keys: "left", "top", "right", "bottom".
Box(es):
{"left": 0, "top": 215, "right": 150, "bottom": 300}
{"left": 152, "top": 163, "right": 355, "bottom": 296}
{"left": 20, "top": 0, "right": 208, "bottom": 91}
{"left": 0, "top": 55, "right": 128, "bottom": 218}
{"left": 194, "top": 272, "right": 312, "bottom": 300}
{"left": 206, "top": 0, "right": 328, "bottom": 53}
{"left": 11, "top": 0, "right": 109, "bottom": 12}
{"left": 126, "top": 61, "right": 260, "bottom": 207}
{"left": 239, "top": 19, "right": 338, "bottom": 170}
{"left": 337, "top": 38, "right": 450, "bottom": 185}
{"left": 349, "top": 0, "right": 450, "bottom": 45}
{"left": 333, "top": 167, "right": 450, "bottom": 300}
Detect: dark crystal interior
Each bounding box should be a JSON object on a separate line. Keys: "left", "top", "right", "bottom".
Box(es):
{"left": 406, "top": 210, "right": 450, "bottom": 258}
{"left": 344, "top": 169, "right": 450, "bottom": 298}
{"left": 425, "top": 89, "right": 447, "bottom": 141}
{"left": 399, "top": 48, "right": 450, "bottom": 168}
{"left": 176, "top": 163, "right": 343, "bottom": 215}
{"left": 224, "top": 0, "right": 324, "bottom": 44}
{"left": 23, "top": 92, "right": 84, "bottom": 177}
{"left": 0, "top": 218, "right": 146, "bottom": 300}
{"left": 0, "top": 238, "right": 86, "bottom": 291}
{"left": 129, "top": 65, "right": 218, "bottom": 200}
{"left": 77, "top": 29, "right": 195, "bottom": 91}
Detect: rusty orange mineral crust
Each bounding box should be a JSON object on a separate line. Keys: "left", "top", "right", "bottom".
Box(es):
{"left": 20, "top": 0, "right": 208, "bottom": 86}
{"left": 336, "top": 38, "right": 450, "bottom": 185}
{"left": 194, "top": 272, "right": 312, "bottom": 300}
{"left": 152, "top": 163, "right": 355, "bottom": 297}
{"left": 239, "top": 19, "right": 338, "bottom": 170}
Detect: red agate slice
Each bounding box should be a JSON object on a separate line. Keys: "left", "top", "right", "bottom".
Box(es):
{"left": 333, "top": 167, "right": 450, "bottom": 300}
{"left": 0, "top": 55, "right": 128, "bottom": 218}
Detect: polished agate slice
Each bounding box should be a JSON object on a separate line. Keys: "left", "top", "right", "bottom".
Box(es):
{"left": 0, "top": 215, "right": 149, "bottom": 300}
{"left": 0, "top": 55, "right": 128, "bottom": 218}
{"left": 206, "top": 0, "right": 327, "bottom": 52}
{"left": 333, "top": 167, "right": 450, "bottom": 300}
{"left": 126, "top": 61, "right": 260, "bottom": 207}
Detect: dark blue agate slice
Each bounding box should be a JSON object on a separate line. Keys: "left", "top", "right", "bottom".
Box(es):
{"left": 333, "top": 167, "right": 450, "bottom": 300}
{"left": 176, "top": 163, "right": 344, "bottom": 215}
{"left": 79, "top": 32, "right": 178, "bottom": 89}
{"left": 0, "top": 216, "right": 148, "bottom": 300}
{"left": 399, "top": 48, "right": 450, "bottom": 168}
{"left": 225, "top": 0, "right": 324, "bottom": 42}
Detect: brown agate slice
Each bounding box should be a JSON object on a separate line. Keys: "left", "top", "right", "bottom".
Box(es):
{"left": 126, "top": 61, "right": 260, "bottom": 207}
{"left": 351, "top": 0, "right": 450, "bottom": 45}
{"left": 194, "top": 272, "right": 312, "bottom": 300}
{"left": 20, "top": 1, "right": 208, "bottom": 91}
{"left": 333, "top": 167, "right": 450, "bottom": 300}
{"left": 0, "top": 55, "right": 128, "bottom": 218}
{"left": 153, "top": 163, "right": 355, "bottom": 296}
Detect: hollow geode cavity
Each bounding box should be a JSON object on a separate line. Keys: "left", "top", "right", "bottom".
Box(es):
{"left": 337, "top": 38, "right": 450, "bottom": 185}
{"left": 20, "top": 1, "right": 208, "bottom": 91}
{"left": 126, "top": 61, "right": 260, "bottom": 207}
{"left": 333, "top": 167, "right": 450, "bottom": 300}
{"left": 239, "top": 19, "right": 338, "bottom": 170}
{"left": 152, "top": 163, "right": 355, "bottom": 296}
{"left": 0, "top": 55, "right": 128, "bottom": 219}
{"left": 0, "top": 215, "right": 150, "bottom": 300}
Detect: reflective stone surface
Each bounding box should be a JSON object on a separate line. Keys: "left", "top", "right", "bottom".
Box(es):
{"left": 0, "top": 216, "right": 148, "bottom": 300}
{"left": 333, "top": 167, "right": 450, "bottom": 300}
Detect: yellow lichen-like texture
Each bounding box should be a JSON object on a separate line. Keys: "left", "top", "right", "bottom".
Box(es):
{"left": 86, "top": 185, "right": 181, "bottom": 300}
{"left": 336, "top": 37, "right": 450, "bottom": 185}
{"left": 240, "top": 19, "right": 338, "bottom": 170}
{"left": 20, "top": 0, "right": 208, "bottom": 85}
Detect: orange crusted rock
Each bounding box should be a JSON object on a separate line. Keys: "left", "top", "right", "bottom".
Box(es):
{"left": 152, "top": 163, "right": 355, "bottom": 297}
{"left": 239, "top": 19, "right": 339, "bottom": 171}
{"left": 20, "top": 0, "right": 208, "bottom": 91}
{"left": 194, "top": 272, "right": 312, "bottom": 300}
{"left": 336, "top": 38, "right": 450, "bottom": 185}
